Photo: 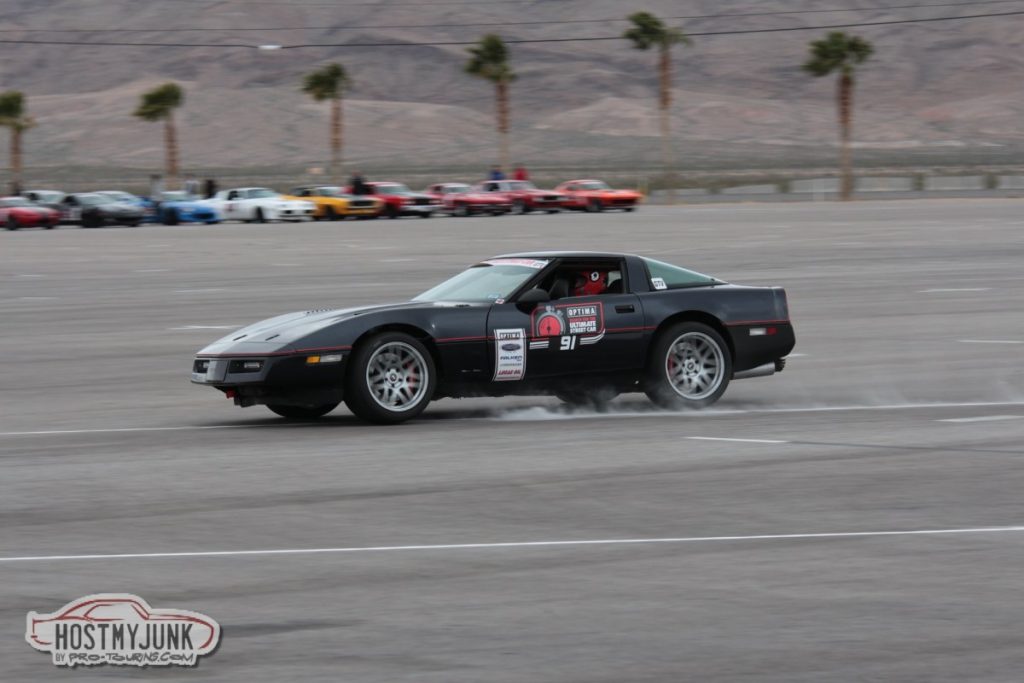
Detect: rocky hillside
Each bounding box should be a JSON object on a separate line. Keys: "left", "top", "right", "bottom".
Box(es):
{"left": 1, "top": 0, "right": 1022, "bottom": 173}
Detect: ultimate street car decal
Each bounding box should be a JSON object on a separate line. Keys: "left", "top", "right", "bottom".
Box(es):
{"left": 492, "top": 328, "right": 526, "bottom": 381}
{"left": 529, "top": 302, "right": 605, "bottom": 349}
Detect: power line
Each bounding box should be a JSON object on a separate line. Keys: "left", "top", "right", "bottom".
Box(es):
{"left": 2, "top": 0, "right": 1021, "bottom": 33}
{"left": 0, "top": 9, "right": 1021, "bottom": 49}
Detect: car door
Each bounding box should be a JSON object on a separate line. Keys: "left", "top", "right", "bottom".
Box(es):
{"left": 485, "top": 302, "right": 563, "bottom": 382}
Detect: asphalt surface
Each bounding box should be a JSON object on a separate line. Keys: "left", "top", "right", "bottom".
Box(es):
{"left": 2, "top": 200, "right": 1024, "bottom": 681}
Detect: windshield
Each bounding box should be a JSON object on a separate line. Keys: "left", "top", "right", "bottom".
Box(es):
{"left": 414, "top": 259, "right": 549, "bottom": 302}
{"left": 507, "top": 181, "right": 536, "bottom": 191}
{"left": 78, "top": 195, "right": 114, "bottom": 206}
{"left": 2, "top": 198, "right": 33, "bottom": 207}
{"left": 249, "top": 189, "right": 278, "bottom": 198}
{"left": 442, "top": 184, "right": 471, "bottom": 193}
{"left": 101, "top": 191, "right": 136, "bottom": 202}
{"left": 578, "top": 181, "right": 610, "bottom": 190}
{"left": 375, "top": 184, "right": 410, "bottom": 194}
{"left": 313, "top": 187, "right": 344, "bottom": 197}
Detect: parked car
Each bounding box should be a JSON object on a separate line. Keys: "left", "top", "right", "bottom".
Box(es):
{"left": 425, "top": 183, "right": 512, "bottom": 217}
{"left": 556, "top": 179, "right": 643, "bottom": 212}
{"left": 203, "top": 188, "right": 315, "bottom": 223}
{"left": 20, "top": 189, "right": 66, "bottom": 211}
{"left": 140, "top": 191, "right": 221, "bottom": 225}
{"left": 60, "top": 193, "right": 145, "bottom": 227}
{"left": 0, "top": 196, "right": 60, "bottom": 230}
{"left": 474, "top": 180, "right": 566, "bottom": 214}
{"left": 351, "top": 182, "right": 441, "bottom": 219}
{"left": 286, "top": 186, "right": 382, "bottom": 220}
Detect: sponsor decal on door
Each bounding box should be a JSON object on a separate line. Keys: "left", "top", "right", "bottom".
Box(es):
{"left": 492, "top": 328, "right": 526, "bottom": 381}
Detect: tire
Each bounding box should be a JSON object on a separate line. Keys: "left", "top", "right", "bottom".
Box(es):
{"left": 6, "top": 217, "right": 17, "bottom": 231}
{"left": 644, "top": 322, "right": 732, "bottom": 409}
{"left": 267, "top": 402, "right": 339, "bottom": 420}
{"left": 418, "top": 212, "right": 431, "bottom": 219}
{"left": 624, "top": 206, "right": 636, "bottom": 212}
{"left": 513, "top": 199, "right": 527, "bottom": 214}
{"left": 254, "top": 208, "right": 266, "bottom": 224}
{"left": 386, "top": 204, "right": 400, "bottom": 219}
{"left": 81, "top": 212, "right": 101, "bottom": 229}
{"left": 454, "top": 203, "right": 469, "bottom": 217}
{"left": 163, "top": 208, "right": 179, "bottom": 226}
{"left": 344, "top": 332, "right": 436, "bottom": 424}
{"left": 324, "top": 206, "right": 337, "bottom": 221}
{"left": 587, "top": 198, "right": 603, "bottom": 213}
{"left": 45, "top": 222, "right": 55, "bottom": 230}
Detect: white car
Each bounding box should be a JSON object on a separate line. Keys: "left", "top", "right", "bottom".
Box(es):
{"left": 205, "top": 187, "right": 315, "bottom": 223}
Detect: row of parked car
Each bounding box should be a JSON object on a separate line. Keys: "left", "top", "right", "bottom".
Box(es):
{"left": 1, "top": 179, "right": 643, "bottom": 230}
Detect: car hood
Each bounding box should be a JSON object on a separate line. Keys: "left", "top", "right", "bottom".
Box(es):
{"left": 196, "top": 300, "right": 480, "bottom": 355}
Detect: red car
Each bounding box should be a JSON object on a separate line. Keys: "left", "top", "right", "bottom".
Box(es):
{"left": 425, "top": 183, "right": 513, "bottom": 217}
{"left": 473, "top": 180, "right": 566, "bottom": 214}
{"left": 1, "top": 196, "right": 60, "bottom": 230}
{"left": 556, "top": 179, "right": 643, "bottom": 212}
{"left": 349, "top": 182, "right": 441, "bottom": 219}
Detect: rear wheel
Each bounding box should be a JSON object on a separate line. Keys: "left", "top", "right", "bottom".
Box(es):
{"left": 324, "top": 206, "right": 337, "bottom": 221}
{"left": 386, "top": 204, "right": 400, "bottom": 219}
{"left": 587, "top": 198, "right": 603, "bottom": 213}
{"left": 454, "top": 203, "right": 469, "bottom": 217}
{"left": 644, "top": 322, "right": 732, "bottom": 409}
{"left": 6, "top": 217, "right": 17, "bottom": 231}
{"left": 254, "top": 208, "right": 266, "bottom": 223}
{"left": 513, "top": 199, "right": 527, "bottom": 214}
{"left": 344, "top": 333, "right": 435, "bottom": 424}
{"left": 163, "top": 208, "right": 179, "bottom": 226}
{"left": 267, "top": 402, "right": 339, "bottom": 420}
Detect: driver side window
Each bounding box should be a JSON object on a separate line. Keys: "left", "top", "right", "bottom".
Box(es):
{"left": 537, "top": 261, "right": 625, "bottom": 300}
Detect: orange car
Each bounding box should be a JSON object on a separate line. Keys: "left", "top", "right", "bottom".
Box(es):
{"left": 556, "top": 179, "right": 643, "bottom": 212}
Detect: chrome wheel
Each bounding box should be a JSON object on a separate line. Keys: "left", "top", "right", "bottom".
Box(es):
{"left": 365, "top": 342, "right": 429, "bottom": 412}
{"left": 665, "top": 332, "right": 724, "bottom": 400}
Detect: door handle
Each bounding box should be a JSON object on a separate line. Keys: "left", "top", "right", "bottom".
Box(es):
{"left": 615, "top": 304, "right": 635, "bottom": 313}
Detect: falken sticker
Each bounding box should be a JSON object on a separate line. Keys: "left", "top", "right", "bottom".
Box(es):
{"left": 493, "top": 328, "right": 526, "bottom": 381}
{"left": 651, "top": 277, "right": 668, "bottom": 290}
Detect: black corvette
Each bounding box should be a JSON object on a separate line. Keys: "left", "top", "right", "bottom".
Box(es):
{"left": 192, "top": 252, "right": 795, "bottom": 423}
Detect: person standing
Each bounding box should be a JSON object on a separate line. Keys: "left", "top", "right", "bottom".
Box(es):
{"left": 183, "top": 174, "right": 200, "bottom": 196}
{"left": 513, "top": 165, "right": 529, "bottom": 181}
{"left": 148, "top": 174, "right": 164, "bottom": 202}
{"left": 349, "top": 170, "right": 369, "bottom": 195}
{"left": 488, "top": 165, "right": 506, "bottom": 181}
{"left": 203, "top": 178, "right": 218, "bottom": 198}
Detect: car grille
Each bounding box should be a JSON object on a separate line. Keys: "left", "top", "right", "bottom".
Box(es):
{"left": 413, "top": 198, "right": 430, "bottom": 206}
{"left": 543, "top": 195, "right": 559, "bottom": 201}
{"left": 350, "top": 200, "right": 374, "bottom": 208}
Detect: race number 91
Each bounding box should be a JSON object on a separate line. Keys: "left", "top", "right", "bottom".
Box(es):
{"left": 559, "top": 336, "right": 578, "bottom": 351}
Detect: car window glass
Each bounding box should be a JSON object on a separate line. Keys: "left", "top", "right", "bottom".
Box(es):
{"left": 642, "top": 258, "right": 718, "bottom": 289}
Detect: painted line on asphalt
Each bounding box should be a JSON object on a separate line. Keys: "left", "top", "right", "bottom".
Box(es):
{"left": 957, "top": 339, "right": 1024, "bottom": 345}
{"left": 937, "top": 415, "right": 1023, "bottom": 423}
{"left": 3, "top": 525, "right": 1023, "bottom": 563}
{"left": 168, "top": 325, "right": 237, "bottom": 331}
{"left": 919, "top": 288, "right": 991, "bottom": 293}
{"left": 5, "top": 401, "right": 1024, "bottom": 438}
{"left": 687, "top": 436, "right": 787, "bottom": 444}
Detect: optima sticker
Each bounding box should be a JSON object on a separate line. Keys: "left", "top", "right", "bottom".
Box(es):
{"left": 492, "top": 328, "right": 526, "bottom": 381}
{"left": 531, "top": 302, "right": 605, "bottom": 340}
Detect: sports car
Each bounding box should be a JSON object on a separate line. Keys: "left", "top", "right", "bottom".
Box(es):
{"left": 204, "top": 188, "right": 315, "bottom": 223}
{"left": 192, "top": 252, "right": 795, "bottom": 424}
{"left": 474, "top": 180, "right": 566, "bottom": 214}
{"left": 557, "top": 179, "right": 643, "bottom": 212}
{"left": 60, "top": 193, "right": 144, "bottom": 227}
{"left": 286, "top": 186, "right": 383, "bottom": 220}
{"left": 425, "top": 183, "right": 512, "bottom": 216}
{"left": 353, "top": 182, "right": 442, "bottom": 219}
{"left": 140, "top": 191, "right": 221, "bottom": 225}
{"left": 0, "top": 196, "right": 60, "bottom": 230}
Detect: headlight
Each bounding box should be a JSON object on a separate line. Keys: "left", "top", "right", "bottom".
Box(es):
{"left": 229, "top": 359, "right": 264, "bottom": 373}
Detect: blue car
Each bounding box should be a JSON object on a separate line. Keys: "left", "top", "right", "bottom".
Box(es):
{"left": 140, "top": 192, "right": 221, "bottom": 225}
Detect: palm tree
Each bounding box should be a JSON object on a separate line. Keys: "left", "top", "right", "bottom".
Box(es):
{"left": 804, "top": 32, "right": 873, "bottom": 201}
{"left": 624, "top": 12, "right": 689, "bottom": 193}
{"left": 302, "top": 63, "right": 350, "bottom": 186}
{"left": 0, "top": 91, "right": 36, "bottom": 194}
{"left": 465, "top": 34, "right": 516, "bottom": 172}
{"left": 133, "top": 82, "right": 184, "bottom": 187}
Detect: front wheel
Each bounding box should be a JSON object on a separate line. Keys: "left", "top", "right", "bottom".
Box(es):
{"left": 324, "top": 206, "right": 337, "bottom": 221}
{"left": 267, "top": 402, "right": 339, "bottom": 420}
{"left": 644, "top": 322, "right": 732, "bottom": 409}
{"left": 586, "top": 198, "right": 603, "bottom": 213}
{"left": 254, "top": 208, "right": 266, "bottom": 223}
{"left": 513, "top": 199, "right": 527, "bottom": 214}
{"left": 344, "top": 333, "right": 436, "bottom": 424}
{"left": 386, "top": 205, "right": 400, "bottom": 220}
{"left": 6, "top": 217, "right": 17, "bottom": 231}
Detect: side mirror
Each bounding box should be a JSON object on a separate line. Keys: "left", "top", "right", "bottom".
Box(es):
{"left": 516, "top": 287, "right": 550, "bottom": 310}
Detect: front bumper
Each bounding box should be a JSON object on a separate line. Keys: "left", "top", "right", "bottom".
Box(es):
{"left": 401, "top": 204, "right": 442, "bottom": 215}
{"left": 192, "top": 352, "right": 348, "bottom": 406}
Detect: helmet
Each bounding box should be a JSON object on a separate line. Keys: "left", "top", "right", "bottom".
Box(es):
{"left": 572, "top": 269, "right": 607, "bottom": 297}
